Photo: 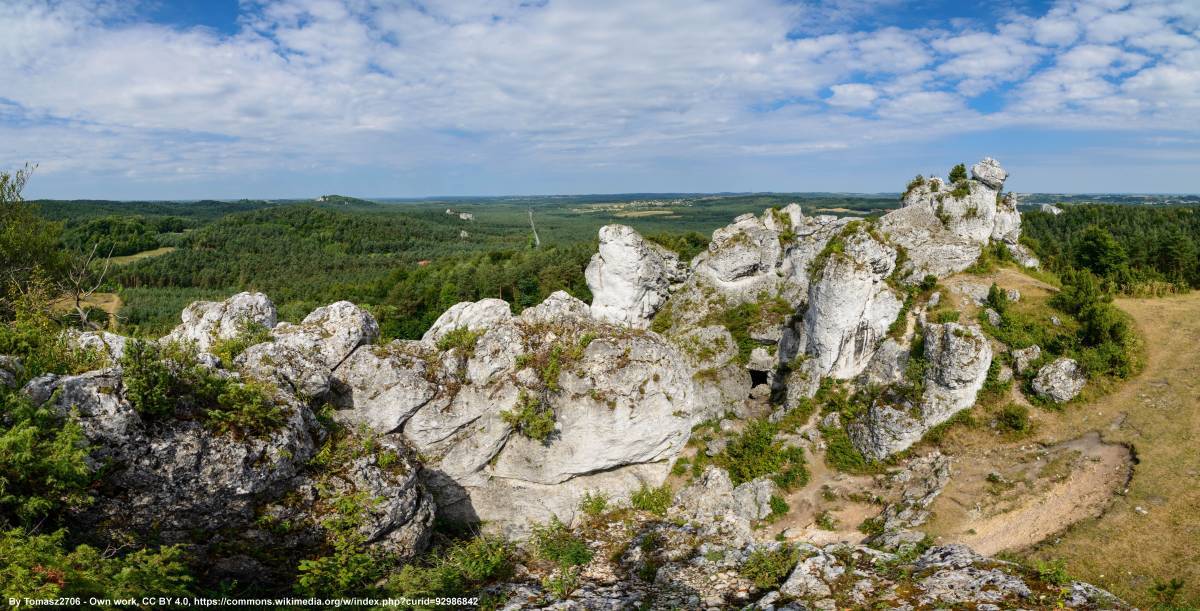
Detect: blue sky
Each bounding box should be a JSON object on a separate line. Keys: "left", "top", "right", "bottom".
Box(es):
{"left": 1, "top": 0, "right": 1198, "bottom": 199}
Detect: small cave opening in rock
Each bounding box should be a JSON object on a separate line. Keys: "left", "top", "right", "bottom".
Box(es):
{"left": 748, "top": 369, "right": 768, "bottom": 391}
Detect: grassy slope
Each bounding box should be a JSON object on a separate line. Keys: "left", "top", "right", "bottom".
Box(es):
{"left": 1020, "top": 292, "right": 1200, "bottom": 607}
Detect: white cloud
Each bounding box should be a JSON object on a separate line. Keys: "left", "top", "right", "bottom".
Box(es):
{"left": 827, "top": 83, "right": 879, "bottom": 109}
{"left": 0, "top": 0, "right": 1197, "bottom": 195}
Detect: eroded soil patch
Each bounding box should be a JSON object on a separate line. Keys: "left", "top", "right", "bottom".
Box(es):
{"left": 925, "top": 431, "right": 1132, "bottom": 555}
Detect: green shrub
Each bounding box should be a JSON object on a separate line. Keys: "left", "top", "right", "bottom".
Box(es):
{"left": 858, "top": 516, "right": 885, "bottom": 537}
{"left": 950, "top": 181, "right": 971, "bottom": 199}
{"left": 0, "top": 392, "right": 94, "bottom": 525}
{"left": 579, "top": 491, "right": 609, "bottom": 517}
{"left": 1035, "top": 558, "right": 1072, "bottom": 586}
{"left": 119, "top": 340, "right": 178, "bottom": 418}
{"left": 120, "top": 340, "right": 287, "bottom": 438}
{"left": 718, "top": 418, "right": 809, "bottom": 490}
{"left": 740, "top": 546, "right": 799, "bottom": 589}
{"left": 631, "top": 483, "right": 673, "bottom": 517}
{"left": 206, "top": 379, "right": 286, "bottom": 439}
{"left": 997, "top": 403, "right": 1030, "bottom": 434}
{"left": 704, "top": 294, "right": 792, "bottom": 365}
{"left": 0, "top": 528, "right": 191, "bottom": 600}
{"left": 389, "top": 563, "right": 460, "bottom": 605}
{"left": 387, "top": 536, "right": 512, "bottom": 606}
{"left": 820, "top": 424, "right": 874, "bottom": 475}
{"left": 985, "top": 283, "right": 1009, "bottom": 314}
{"left": 436, "top": 326, "right": 484, "bottom": 356}
{"left": 531, "top": 516, "right": 592, "bottom": 568}
{"left": 815, "top": 511, "right": 837, "bottom": 531}
{"left": 210, "top": 320, "right": 272, "bottom": 365}
{"left": 948, "top": 163, "right": 967, "bottom": 183}
{"left": 445, "top": 536, "right": 513, "bottom": 583}
{"left": 540, "top": 344, "right": 563, "bottom": 391}
{"left": 933, "top": 309, "right": 960, "bottom": 323}
{"left": 542, "top": 567, "right": 581, "bottom": 600}
{"left": 767, "top": 495, "right": 789, "bottom": 522}
{"left": 500, "top": 391, "right": 556, "bottom": 441}
{"left": 296, "top": 492, "right": 380, "bottom": 597}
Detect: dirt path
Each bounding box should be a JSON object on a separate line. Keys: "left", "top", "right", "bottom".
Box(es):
{"left": 927, "top": 291, "right": 1200, "bottom": 607}
{"left": 927, "top": 432, "right": 1131, "bottom": 555}
{"left": 1021, "top": 293, "right": 1200, "bottom": 606}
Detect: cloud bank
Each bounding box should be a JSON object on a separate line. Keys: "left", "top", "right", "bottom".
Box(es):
{"left": 1, "top": 0, "right": 1198, "bottom": 197}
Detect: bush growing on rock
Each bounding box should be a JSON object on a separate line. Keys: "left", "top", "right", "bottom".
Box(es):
{"left": 499, "top": 390, "right": 556, "bottom": 441}
{"left": 948, "top": 163, "right": 968, "bottom": 183}
{"left": 630, "top": 483, "right": 673, "bottom": 516}
{"left": 295, "top": 491, "right": 381, "bottom": 597}
{"left": 120, "top": 340, "right": 286, "bottom": 438}
{"left": 718, "top": 418, "right": 809, "bottom": 490}
{"left": 579, "top": 491, "right": 609, "bottom": 517}
{"left": 740, "top": 545, "right": 800, "bottom": 589}
{"left": 0, "top": 529, "right": 192, "bottom": 600}
{"left": 434, "top": 326, "right": 484, "bottom": 356}
{"left": 210, "top": 319, "right": 272, "bottom": 365}
{"left": 531, "top": 516, "right": 593, "bottom": 568}
{"left": 0, "top": 391, "right": 93, "bottom": 524}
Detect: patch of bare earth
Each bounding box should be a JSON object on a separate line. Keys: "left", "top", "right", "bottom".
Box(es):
{"left": 924, "top": 287, "right": 1200, "bottom": 607}
{"left": 924, "top": 431, "right": 1132, "bottom": 555}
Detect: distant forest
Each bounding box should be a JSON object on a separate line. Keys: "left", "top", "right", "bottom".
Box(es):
{"left": 21, "top": 193, "right": 1200, "bottom": 338}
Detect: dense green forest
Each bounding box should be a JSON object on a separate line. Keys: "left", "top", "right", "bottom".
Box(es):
{"left": 21, "top": 188, "right": 1200, "bottom": 338}
{"left": 1022, "top": 205, "right": 1200, "bottom": 294}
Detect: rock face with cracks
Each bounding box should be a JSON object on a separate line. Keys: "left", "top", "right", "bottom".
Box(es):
{"left": 162, "top": 291, "right": 277, "bottom": 352}
{"left": 20, "top": 364, "right": 433, "bottom": 584}
{"left": 585, "top": 224, "right": 685, "bottom": 328}
{"left": 849, "top": 322, "right": 992, "bottom": 460}
{"left": 333, "top": 290, "right": 696, "bottom": 534}
{"left": 803, "top": 226, "right": 903, "bottom": 380}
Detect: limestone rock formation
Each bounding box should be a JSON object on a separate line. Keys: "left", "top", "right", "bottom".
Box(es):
{"left": 66, "top": 329, "right": 128, "bottom": 361}
{"left": 333, "top": 291, "right": 696, "bottom": 533}
{"left": 879, "top": 158, "right": 1019, "bottom": 281}
{"left": 22, "top": 367, "right": 321, "bottom": 534}
{"left": 804, "top": 227, "right": 902, "bottom": 379}
{"left": 673, "top": 466, "right": 779, "bottom": 542}
{"left": 20, "top": 308, "right": 436, "bottom": 585}
{"left": 162, "top": 291, "right": 277, "bottom": 352}
{"left": 235, "top": 300, "right": 379, "bottom": 401}
{"left": 585, "top": 224, "right": 685, "bottom": 328}
{"left": 1033, "top": 357, "right": 1086, "bottom": 403}
{"left": 849, "top": 323, "right": 992, "bottom": 460}
{"left": 421, "top": 298, "right": 512, "bottom": 343}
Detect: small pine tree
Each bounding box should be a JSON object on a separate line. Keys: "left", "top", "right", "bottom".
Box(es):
{"left": 948, "top": 163, "right": 968, "bottom": 183}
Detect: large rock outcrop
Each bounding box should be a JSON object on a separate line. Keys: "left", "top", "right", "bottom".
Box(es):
{"left": 878, "top": 157, "right": 1021, "bottom": 280}
{"left": 803, "top": 226, "right": 903, "bottom": 379}
{"left": 332, "top": 291, "right": 696, "bottom": 533}
{"left": 19, "top": 300, "right": 436, "bottom": 585}
{"left": 585, "top": 224, "right": 685, "bottom": 328}
{"left": 162, "top": 291, "right": 277, "bottom": 352}
{"left": 849, "top": 322, "right": 992, "bottom": 460}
